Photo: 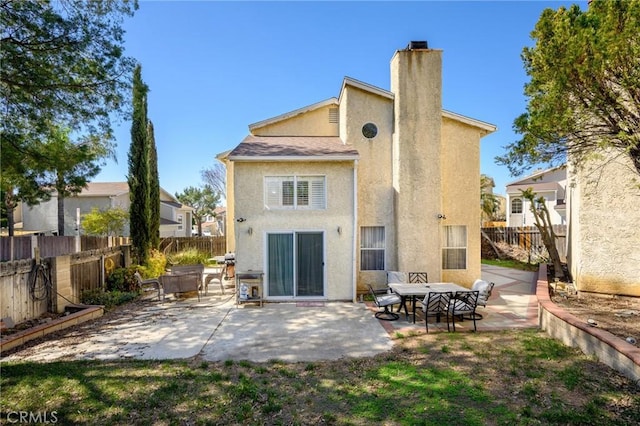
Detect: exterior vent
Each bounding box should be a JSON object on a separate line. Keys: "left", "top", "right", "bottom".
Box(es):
{"left": 328, "top": 108, "right": 339, "bottom": 124}
{"left": 407, "top": 41, "right": 428, "bottom": 50}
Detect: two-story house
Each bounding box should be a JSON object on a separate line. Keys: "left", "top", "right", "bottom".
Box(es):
{"left": 505, "top": 165, "right": 567, "bottom": 227}
{"left": 21, "top": 182, "right": 194, "bottom": 237}
{"left": 219, "top": 42, "right": 496, "bottom": 302}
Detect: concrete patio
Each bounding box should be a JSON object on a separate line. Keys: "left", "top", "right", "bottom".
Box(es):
{"left": 1, "top": 265, "right": 537, "bottom": 363}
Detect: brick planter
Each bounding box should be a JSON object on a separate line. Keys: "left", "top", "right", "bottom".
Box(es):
{"left": 537, "top": 264, "right": 640, "bottom": 385}
{"left": 0, "top": 305, "right": 104, "bottom": 354}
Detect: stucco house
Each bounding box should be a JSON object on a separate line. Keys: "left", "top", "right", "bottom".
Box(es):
{"left": 219, "top": 42, "right": 496, "bottom": 302}
{"left": 505, "top": 165, "right": 567, "bottom": 227}
{"left": 567, "top": 150, "right": 640, "bottom": 297}
{"left": 21, "top": 182, "right": 194, "bottom": 237}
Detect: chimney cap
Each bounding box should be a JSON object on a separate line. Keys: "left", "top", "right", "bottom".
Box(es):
{"left": 407, "top": 41, "right": 428, "bottom": 50}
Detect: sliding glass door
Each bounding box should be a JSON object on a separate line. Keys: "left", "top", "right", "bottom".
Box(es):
{"left": 267, "top": 232, "right": 324, "bottom": 298}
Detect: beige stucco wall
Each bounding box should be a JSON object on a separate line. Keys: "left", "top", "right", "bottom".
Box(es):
{"left": 252, "top": 104, "right": 339, "bottom": 136}
{"left": 568, "top": 149, "right": 640, "bottom": 296}
{"left": 391, "top": 48, "right": 443, "bottom": 280}
{"left": 441, "top": 117, "right": 482, "bottom": 287}
{"left": 339, "top": 85, "right": 395, "bottom": 291}
{"left": 232, "top": 160, "right": 356, "bottom": 301}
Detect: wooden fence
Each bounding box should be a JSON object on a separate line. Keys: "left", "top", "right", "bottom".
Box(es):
{"left": 481, "top": 225, "right": 567, "bottom": 261}
{"left": 0, "top": 236, "right": 130, "bottom": 261}
{"left": 0, "top": 247, "right": 125, "bottom": 325}
{"left": 159, "top": 236, "right": 227, "bottom": 258}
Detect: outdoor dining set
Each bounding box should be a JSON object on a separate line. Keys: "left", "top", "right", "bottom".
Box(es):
{"left": 368, "top": 271, "right": 494, "bottom": 332}
{"left": 134, "top": 264, "right": 225, "bottom": 302}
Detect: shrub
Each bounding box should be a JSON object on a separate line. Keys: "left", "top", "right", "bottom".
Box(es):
{"left": 137, "top": 249, "right": 166, "bottom": 278}
{"left": 106, "top": 266, "right": 139, "bottom": 292}
{"left": 80, "top": 289, "right": 138, "bottom": 310}
{"left": 166, "top": 248, "right": 209, "bottom": 266}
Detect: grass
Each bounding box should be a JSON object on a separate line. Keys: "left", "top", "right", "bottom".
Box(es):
{"left": 481, "top": 257, "right": 539, "bottom": 271}
{"left": 2, "top": 329, "right": 638, "bottom": 425}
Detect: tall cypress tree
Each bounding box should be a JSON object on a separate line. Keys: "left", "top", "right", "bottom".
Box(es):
{"left": 127, "top": 65, "right": 150, "bottom": 265}
{"left": 148, "top": 120, "right": 160, "bottom": 249}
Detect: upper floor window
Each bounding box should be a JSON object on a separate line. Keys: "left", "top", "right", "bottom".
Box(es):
{"left": 265, "top": 176, "right": 326, "bottom": 210}
{"left": 511, "top": 198, "right": 523, "bottom": 214}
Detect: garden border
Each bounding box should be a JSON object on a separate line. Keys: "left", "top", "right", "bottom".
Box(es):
{"left": 537, "top": 263, "right": 640, "bottom": 385}
{"left": 0, "top": 305, "right": 103, "bottom": 354}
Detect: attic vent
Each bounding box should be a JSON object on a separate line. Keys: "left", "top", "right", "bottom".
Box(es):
{"left": 407, "top": 41, "right": 428, "bottom": 50}
{"left": 328, "top": 108, "right": 339, "bottom": 124}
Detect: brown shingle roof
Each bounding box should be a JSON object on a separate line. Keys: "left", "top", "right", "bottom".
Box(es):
{"left": 229, "top": 136, "right": 359, "bottom": 160}
{"left": 78, "top": 182, "right": 129, "bottom": 197}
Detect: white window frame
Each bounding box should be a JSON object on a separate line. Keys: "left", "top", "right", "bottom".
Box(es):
{"left": 511, "top": 198, "right": 523, "bottom": 214}
{"left": 177, "top": 214, "right": 183, "bottom": 231}
{"left": 264, "top": 176, "right": 326, "bottom": 210}
{"left": 442, "top": 225, "right": 467, "bottom": 270}
{"left": 360, "top": 226, "right": 385, "bottom": 271}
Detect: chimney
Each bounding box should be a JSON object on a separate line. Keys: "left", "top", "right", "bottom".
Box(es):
{"left": 407, "top": 41, "right": 429, "bottom": 50}
{"left": 391, "top": 43, "right": 443, "bottom": 273}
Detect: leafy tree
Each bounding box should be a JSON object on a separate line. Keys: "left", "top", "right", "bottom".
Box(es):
{"left": 496, "top": 0, "right": 640, "bottom": 177}
{"left": 82, "top": 207, "right": 128, "bottom": 236}
{"left": 1, "top": 1, "right": 138, "bottom": 221}
{"left": 39, "top": 127, "right": 113, "bottom": 235}
{"left": 521, "top": 189, "right": 565, "bottom": 279}
{"left": 480, "top": 175, "right": 500, "bottom": 224}
{"left": 148, "top": 120, "right": 160, "bottom": 249}
{"left": 128, "top": 65, "right": 150, "bottom": 265}
{"left": 175, "top": 186, "right": 220, "bottom": 236}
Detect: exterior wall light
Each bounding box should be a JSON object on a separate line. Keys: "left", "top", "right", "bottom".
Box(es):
{"left": 437, "top": 214, "right": 446, "bottom": 220}
{"left": 236, "top": 218, "right": 246, "bottom": 223}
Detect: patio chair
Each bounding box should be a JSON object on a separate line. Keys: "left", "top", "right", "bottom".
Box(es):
{"left": 421, "top": 291, "right": 453, "bottom": 332}
{"left": 134, "top": 272, "right": 161, "bottom": 301}
{"left": 448, "top": 290, "right": 480, "bottom": 332}
{"left": 386, "top": 271, "right": 408, "bottom": 285}
{"left": 408, "top": 272, "right": 428, "bottom": 283}
{"left": 204, "top": 268, "right": 225, "bottom": 295}
{"left": 471, "top": 279, "right": 495, "bottom": 318}
{"left": 368, "top": 284, "right": 401, "bottom": 321}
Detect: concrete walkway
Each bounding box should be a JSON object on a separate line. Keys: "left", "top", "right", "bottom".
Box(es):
{"left": 1, "top": 265, "right": 537, "bottom": 363}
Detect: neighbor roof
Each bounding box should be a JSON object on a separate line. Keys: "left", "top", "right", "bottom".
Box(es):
{"left": 228, "top": 135, "right": 359, "bottom": 161}
{"left": 76, "top": 182, "right": 129, "bottom": 197}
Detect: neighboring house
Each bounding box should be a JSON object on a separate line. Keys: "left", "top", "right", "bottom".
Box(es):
{"left": 567, "top": 150, "right": 640, "bottom": 297}
{"left": 21, "top": 182, "right": 194, "bottom": 237}
{"left": 219, "top": 42, "right": 496, "bottom": 302}
{"left": 505, "top": 166, "right": 567, "bottom": 227}
{"left": 196, "top": 207, "right": 226, "bottom": 236}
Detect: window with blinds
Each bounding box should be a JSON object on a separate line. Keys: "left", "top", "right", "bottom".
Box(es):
{"left": 360, "top": 226, "right": 385, "bottom": 271}
{"left": 442, "top": 225, "right": 467, "bottom": 270}
{"left": 265, "top": 176, "right": 326, "bottom": 210}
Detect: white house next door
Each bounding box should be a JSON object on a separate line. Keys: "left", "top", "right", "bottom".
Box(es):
{"left": 267, "top": 232, "right": 324, "bottom": 298}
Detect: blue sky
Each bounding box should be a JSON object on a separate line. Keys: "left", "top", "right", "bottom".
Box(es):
{"left": 99, "top": 0, "right": 586, "bottom": 198}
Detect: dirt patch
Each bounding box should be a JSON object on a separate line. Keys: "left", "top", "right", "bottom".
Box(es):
{"left": 551, "top": 290, "right": 640, "bottom": 346}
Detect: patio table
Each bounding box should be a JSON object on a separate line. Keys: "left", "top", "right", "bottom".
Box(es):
{"left": 388, "top": 282, "right": 468, "bottom": 323}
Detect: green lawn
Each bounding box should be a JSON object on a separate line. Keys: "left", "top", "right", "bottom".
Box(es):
{"left": 2, "top": 329, "right": 638, "bottom": 425}
{"left": 481, "top": 258, "right": 540, "bottom": 271}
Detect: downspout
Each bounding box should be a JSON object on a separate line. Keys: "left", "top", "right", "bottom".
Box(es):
{"left": 352, "top": 160, "right": 358, "bottom": 303}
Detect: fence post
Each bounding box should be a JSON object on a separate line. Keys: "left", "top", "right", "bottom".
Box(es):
{"left": 51, "top": 255, "right": 74, "bottom": 313}
{"left": 121, "top": 245, "right": 131, "bottom": 268}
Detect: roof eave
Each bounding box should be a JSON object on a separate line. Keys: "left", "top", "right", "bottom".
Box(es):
{"left": 228, "top": 155, "right": 359, "bottom": 162}
{"left": 248, "top": 98, "right": 339, "bottom": 132}
{"left": 338, "top": 77, "right": 394, "bottom": 104}
{"left": 442, "top": 110, "right": 497, "bottom": 134}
